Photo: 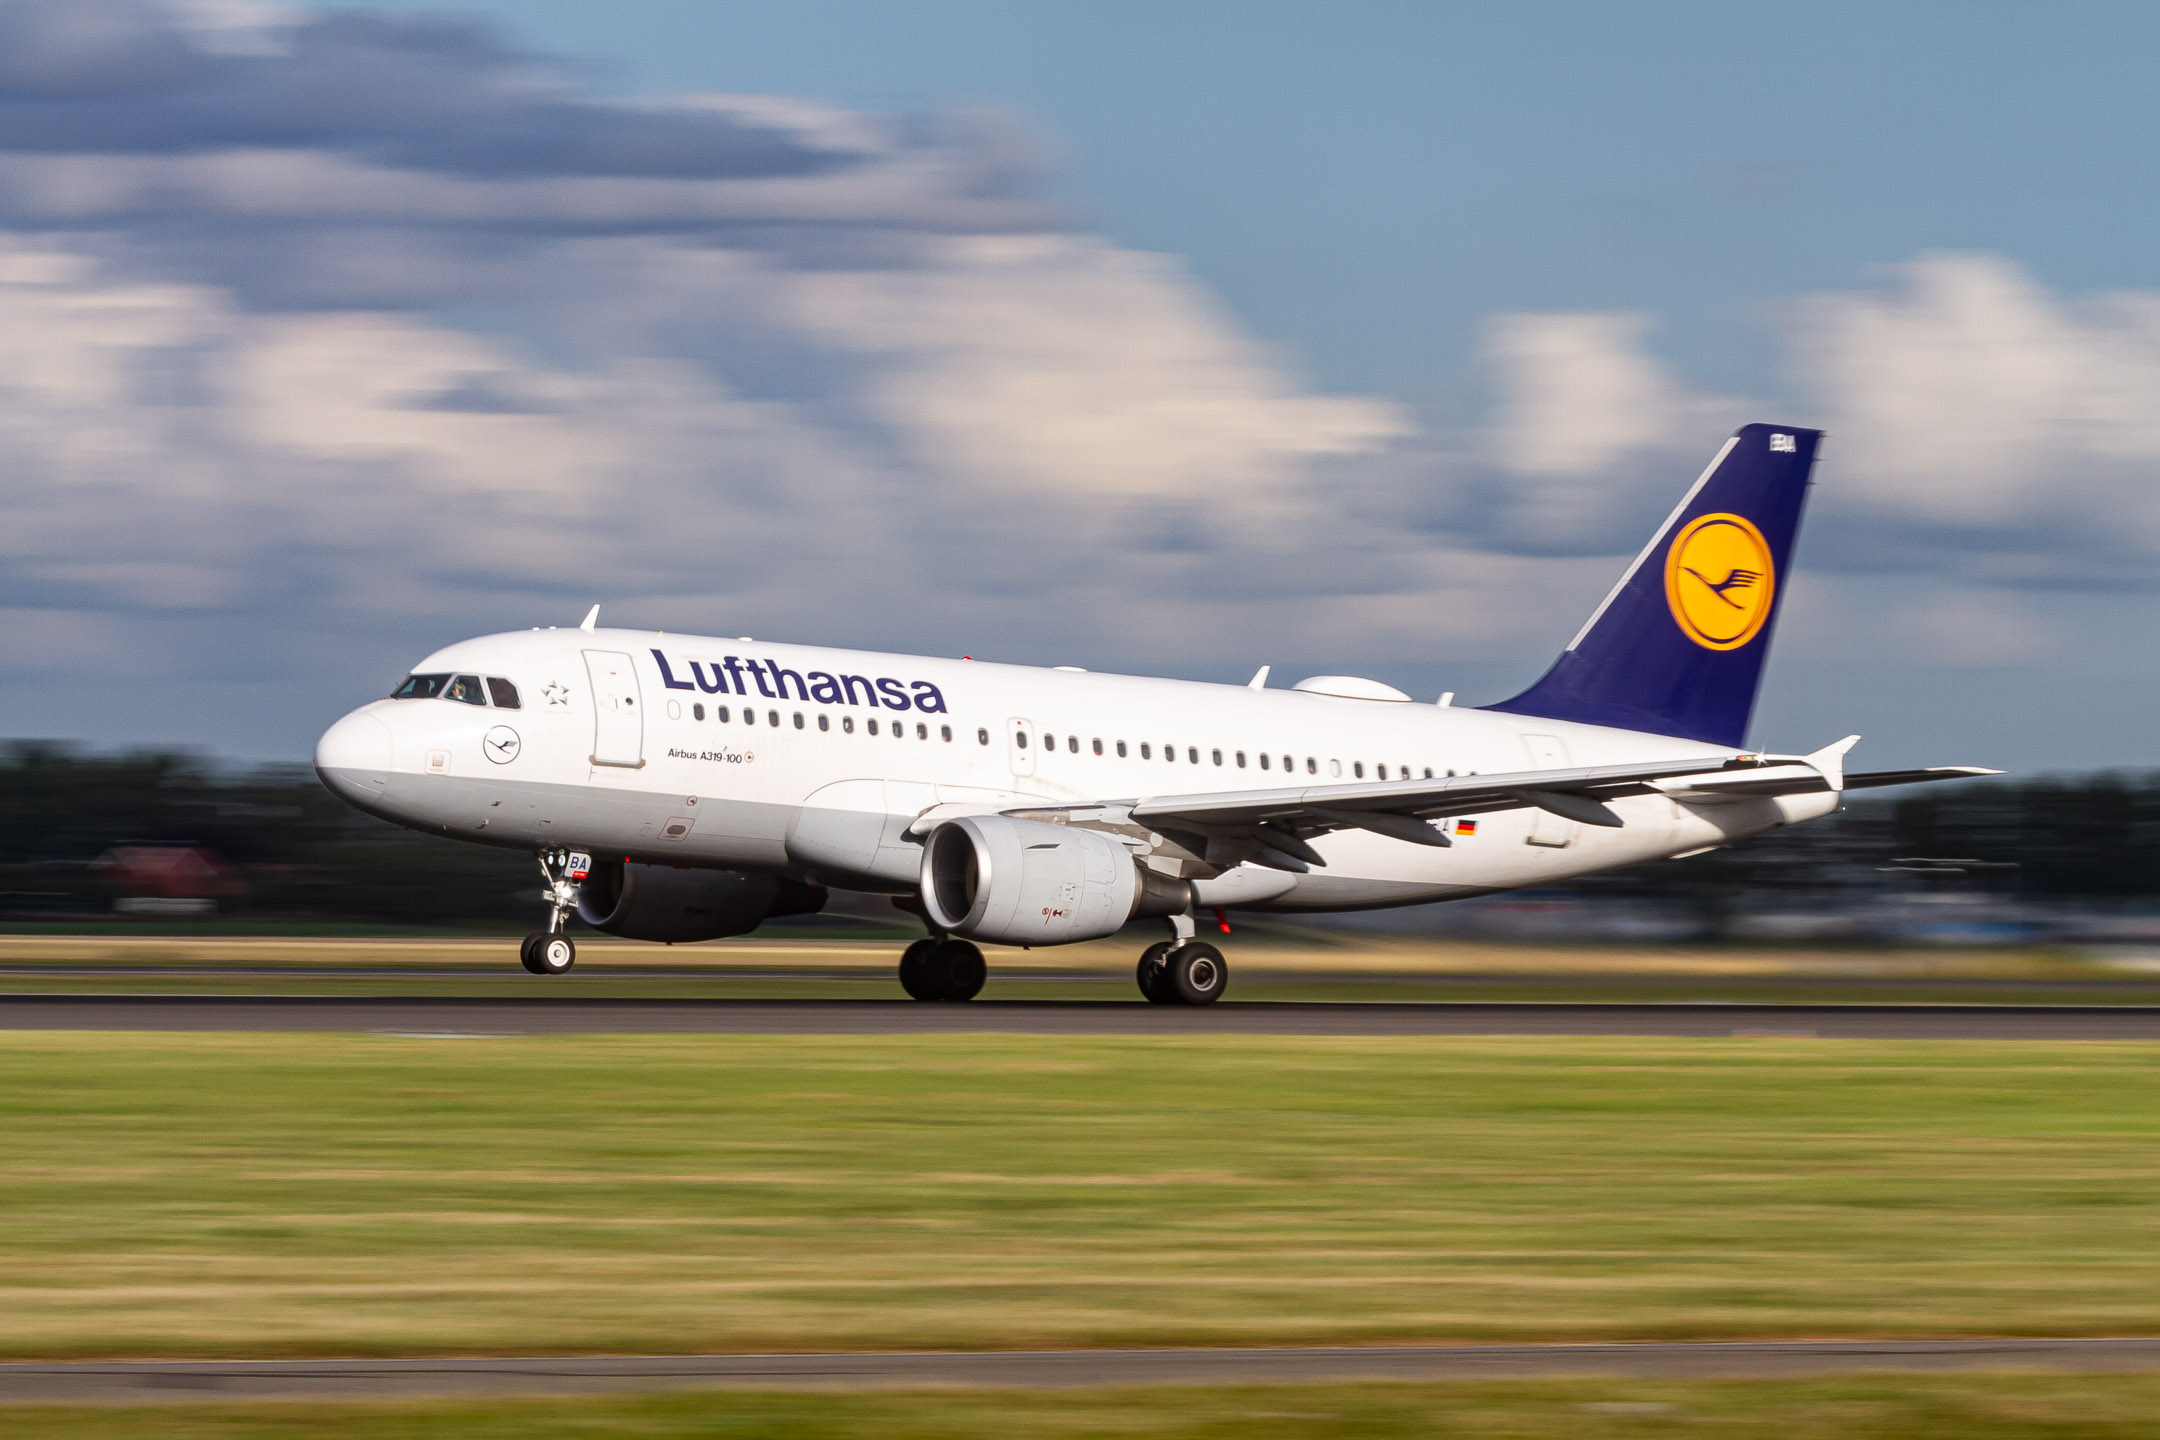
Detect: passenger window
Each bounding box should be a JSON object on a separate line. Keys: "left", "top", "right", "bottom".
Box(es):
{"left": 1092, "top": 738, "right": 1103, "bottom": 755}
{"left": 1116, "top": 741, "right": 1128, "bottom": 757}
{"left": 390, "top": 673, "right": 451, "bottom": 700}
{"left": 977, "top": 727, "right": 989, "bottom": 745}
{"left": 1259, "top": 753, "right": 1270, "bottom": 770}
{"left": 717, "top": 706, "right": 731, "bottom": 723}
{"left": 1211, "top": 749, "right": 1222, "bottom": 766}
{"left": 1236, "top": 751, "right": 1246, "bottom": 768}
{"left": 941, "top": 725, "right": 953, "bottom": 742}
{"left": 1425, "top": 768, "right": 1434, "bottom": 779}
{"left": 1165, "top": 745, "right": 1176, "bottom": 762}
{"left": 868, "top": 718, "right": 879, "bottom": 736}
{"left": 1305, "top": 757, "right": 1316, "bottom": 774}
{"left": 1354, "top": 762, "right": 1365, "bottom": 779}
{"left": 1188, "top": 747, "right": 1199, "bottom": 764}
{"left": 893, "top": 722, "right": 903, "bottom": 740}
{"left": 693, "top": 703, "right": 705, "bottom": 721}
{"left": 485, "top": 677, "right": 521, "bottom": 709}
{"left": 1068, "top": 735, "right": 1079, "bottom": 754}
{"left": 794, "top": 712, "right": 805, "bottom": 729}
{"left": 745, "top": 709, "right": 757, "bottom": 726}
{"left": 917, "top": 722, "right": 928, "bottom": 740}
{"left": 818, "top": 714, "right": 830, "bottom": 732}
{"left": 844, "top": 717, "right": 855, "bottom": 734}
{"left": 1330, "top": 760, "right": 1342, "bottom": 778}
{"left": 769, "top": 710, "right": 779, "bottom": 727}
{"left": 1140, "top": 743, "right": 1151, "bottom": 759}
{"left": 1043, "top": 733, "right": 1054, "bottom": 751}
{"left": 447, "top": 674, "right": 488, "bottom": 706}
{"left": 1014, "top": 728, "right": 1026, "bottom": 748}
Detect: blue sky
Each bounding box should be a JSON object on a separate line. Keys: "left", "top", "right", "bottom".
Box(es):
{"left": 5, "top": 1, "right": 2160, "bottom": 773}
{"left": 354, "top": 0, "right": 2160, "bottom": 394}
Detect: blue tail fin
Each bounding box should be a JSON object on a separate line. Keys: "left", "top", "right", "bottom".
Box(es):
{"left": 1485, "top": 423, "right": 1820, "bottom": 748}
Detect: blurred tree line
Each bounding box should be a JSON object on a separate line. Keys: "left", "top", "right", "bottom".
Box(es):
{"left": 3, "top": 742, "right": 2155, "bottom": 929}
{"left": 0, "top": 742, "right": 534, "bottom": 927}
{"left": 1582, "top": 772, "right": 2160, "bottom": 925}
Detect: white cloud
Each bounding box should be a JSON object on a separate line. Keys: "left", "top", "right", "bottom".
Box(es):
{"left": 788, "top": 235, "right": 1407, "bottom": 508}
{"left": 1792, "top": 252, "right": 2160, "bottom": 556}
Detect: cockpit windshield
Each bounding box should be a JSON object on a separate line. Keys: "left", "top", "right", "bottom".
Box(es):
{"left": 390, "top": 672, "right": 514, "bottom": 705}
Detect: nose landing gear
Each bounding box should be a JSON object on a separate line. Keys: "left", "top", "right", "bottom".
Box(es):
{"left": 1136, "top": 912, "right": 1227, "bottom": 1005}
{"left": 521, "top": 849, "right": 589, "bottom": 976}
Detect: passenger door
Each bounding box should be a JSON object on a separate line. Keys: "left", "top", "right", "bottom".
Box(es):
{"left": 583, "top": 650, "right": 645, "bottom": 768}
{"left": 1520, "top": 733, "right": 1573, "bottom": 848}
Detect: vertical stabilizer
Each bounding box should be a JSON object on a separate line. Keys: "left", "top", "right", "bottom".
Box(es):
{"left": 1485, "top": 423, "right": 1820, "bottom": 747}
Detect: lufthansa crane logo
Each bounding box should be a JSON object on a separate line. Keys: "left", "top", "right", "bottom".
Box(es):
{"left": 1664, "top": 512, "right": 1775, "bottom": 651}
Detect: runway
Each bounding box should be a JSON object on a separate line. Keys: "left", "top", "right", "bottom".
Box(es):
{"left": 7, "top": 1338, "right": 2160, "bottom": 1402}
{"left": 7, "top": 994, "right": 2160, "bottom": 1038}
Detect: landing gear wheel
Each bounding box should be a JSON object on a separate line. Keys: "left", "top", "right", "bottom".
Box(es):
{"left": 519, "top": 932, "right": 549, "bottom": 974}
{"left": 931, "top": 938, "right": 987, "bottom": 1002}
{"left": 1136, "top": 941, "right": 1176, "bottom": 1003}
{"left": 899, "top": 937, "right": 941, "bottom": 1001}
{"left": 531, "top": 933, "right": 576, "bottom": 976}
{"left": 1166, "top": 942, "right": 1227, "bottom": 1005}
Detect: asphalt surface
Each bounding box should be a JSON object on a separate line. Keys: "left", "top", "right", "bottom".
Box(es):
{"left": 9, "top": 1339, "right": 2160, "bottom": 1402}
{"left": 8, "top": 994, "right": 2160, "bottom": 1037}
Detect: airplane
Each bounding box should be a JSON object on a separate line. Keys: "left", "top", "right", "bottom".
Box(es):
{"left": 314, "top": 424, "right": 1995, "bottom": 1003}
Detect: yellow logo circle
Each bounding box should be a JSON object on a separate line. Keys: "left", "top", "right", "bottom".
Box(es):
{"left": 1664, "top": 513, "right": 1775, "bottom": 651}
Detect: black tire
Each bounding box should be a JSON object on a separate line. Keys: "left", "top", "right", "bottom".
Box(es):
{"left": 1135, "top": 941, "right": 1175, "bottom": 1003}
{"left": 519, "top": 932, "right": 549, "bottom": 975}
{"left": 932, "top": 938, "right": 987, "bottom": 1002}
{"left": 1167, "top": 942, "right": 1227, "bottom": 1005}
{"left": 899, "top": 937, "right": 941, "bottom": 1001}
{"left": 531, "top": 933, "right": 576, "bottom": 976}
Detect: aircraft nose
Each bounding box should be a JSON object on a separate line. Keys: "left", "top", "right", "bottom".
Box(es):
{"left": 315, "top": 710, "right": 393, "bottom": 804}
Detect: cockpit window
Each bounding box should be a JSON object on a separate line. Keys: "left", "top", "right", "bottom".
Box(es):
{"left": 485, "top": 677, "right": 521, "bottom": 709}
{"left": 445, "top": 675, "right": 488, "bottom": 706}
{"left": 391, "top": 673, "right": 451, "bottom": 700}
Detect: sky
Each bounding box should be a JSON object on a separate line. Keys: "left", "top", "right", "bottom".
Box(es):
{"left": 6, "top": 0, "right": 2160, "bottom": 773}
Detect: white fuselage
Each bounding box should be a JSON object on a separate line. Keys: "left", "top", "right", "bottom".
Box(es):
{"left": 314, "top": 626, "right": 1834, "bottom": 921}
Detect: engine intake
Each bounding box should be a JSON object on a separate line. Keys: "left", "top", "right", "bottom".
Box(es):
{"left": 577, "top": 860, "right": 825, "bottom": 944}
{"left": 920, "top": 815, "right": 1190, "bottom": 946}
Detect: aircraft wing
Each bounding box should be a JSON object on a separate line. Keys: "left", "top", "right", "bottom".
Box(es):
{"left": 1008, "top": 746, "right": 2001, "bottom": 872}
{"left": 1012, "top": 752, "right": 1782, "bottom": 871}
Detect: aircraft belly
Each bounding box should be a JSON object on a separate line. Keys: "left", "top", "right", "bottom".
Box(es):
{"left": 380, "top": 772, "right": 792, "bottom": 869}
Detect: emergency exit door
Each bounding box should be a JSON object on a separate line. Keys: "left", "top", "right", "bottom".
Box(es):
{"left": 1520, "top": 733, "right": 1573, "bottom": 847}
{"left": 1007, "top": 717, "right": 1036, "bottom": 777}
{"left": 584, "top": 649, "right": 645, "bottom": 768}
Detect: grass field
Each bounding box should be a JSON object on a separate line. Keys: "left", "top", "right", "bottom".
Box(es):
{"left": 7, "top": 1032, "right": 2160, "bottom": 1359}
{"left": 18, "top": 1375, "right": 2160, "bottom": 1437}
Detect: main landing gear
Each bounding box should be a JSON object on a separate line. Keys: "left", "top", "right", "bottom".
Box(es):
{"left": 521, "top": 848, "right": 589, "bottom": 977}
{"left": 899, "top": 936, "right": 987, "bottom": 1002}
{"left": 1135, "top": 913, "right": 1227, "bottom": 1005}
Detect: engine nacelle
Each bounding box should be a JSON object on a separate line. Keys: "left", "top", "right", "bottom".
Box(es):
{"left": 920, "top": 815, "right": 1190, "bottom": 946}
{"left": 576, "top": 860, "right": 826, "bottom": 944}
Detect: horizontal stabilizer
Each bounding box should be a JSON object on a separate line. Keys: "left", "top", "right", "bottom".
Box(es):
{"left": 1843, "top": 766, "right": 2003, "bottom": 790}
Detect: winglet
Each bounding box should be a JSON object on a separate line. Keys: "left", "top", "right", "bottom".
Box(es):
{"left": 1248, "top": 665, "right": 1270, "bottom": 689}
{"left": 579, "top": 605, "right": 599, "bottom": 632}
{"left": 1805, "top": 734, "right": 1861, "bottom": 792}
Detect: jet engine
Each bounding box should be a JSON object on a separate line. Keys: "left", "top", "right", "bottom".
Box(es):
{"left": 920, "top": 815, "right": 1190, "bottom": 946}
{"left": 576, "top": 860, "right": 826, "bottom": 944}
